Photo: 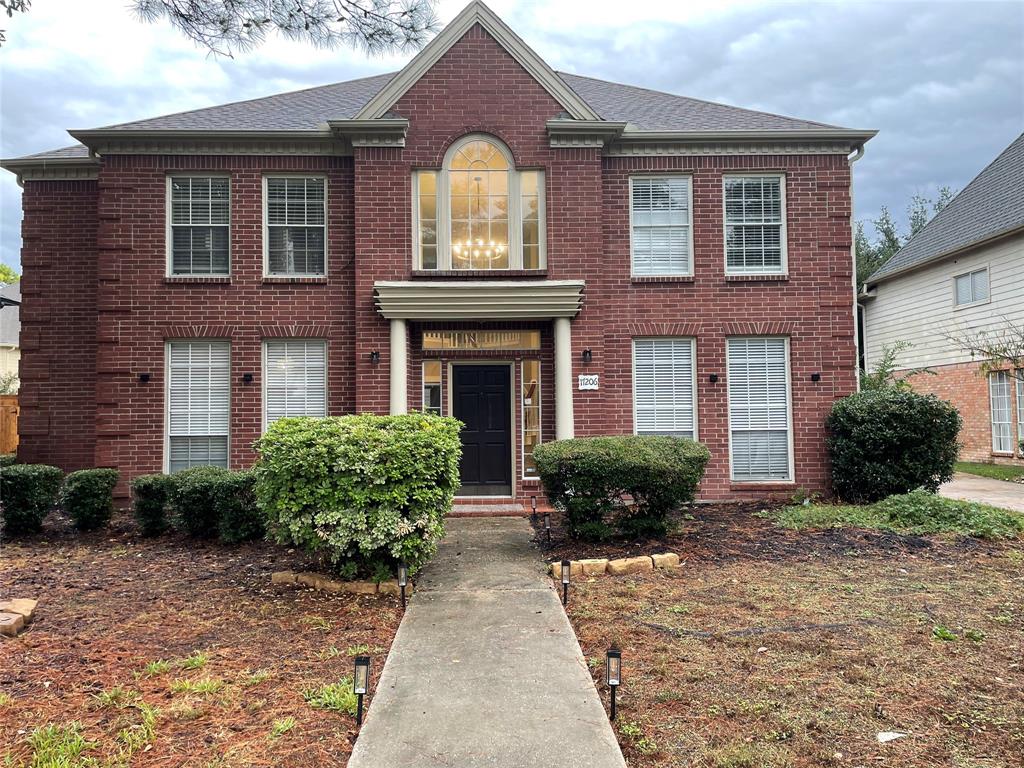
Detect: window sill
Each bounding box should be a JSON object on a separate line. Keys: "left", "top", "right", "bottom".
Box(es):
{"left": 631, "top": 275, "right": 694, "bottom": 284}
{"left": 411, "top": 269, "right": 548, "bottom": 279}
{"left": 725, "top": 274, "right": 789, "bottom": 283}
{"left": 729, "top": 481, "right": 795, "bottom": 491}
{"left": 164, "top": 276, "right": 231, "bottom": 284}
{"left": 262, "top": 276, "right": 328, "bottom": 285}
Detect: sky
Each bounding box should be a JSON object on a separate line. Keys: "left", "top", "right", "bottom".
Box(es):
{"left": 1, "top": 0, "right": 1022, "bottom": 270}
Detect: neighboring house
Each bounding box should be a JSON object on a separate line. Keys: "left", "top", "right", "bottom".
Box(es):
{"left": 1, "top": 1, "right": 874, "bottom": 503}
{"left": 862, "top": 132, "right": 1024, "bottom": 465}
{"left": 0, "top": 283, "right": 20, "bottom": 387}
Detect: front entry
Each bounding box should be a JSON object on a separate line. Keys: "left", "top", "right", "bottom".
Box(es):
{"left": 452, "top": 364, "right": 512, "bottom": 496}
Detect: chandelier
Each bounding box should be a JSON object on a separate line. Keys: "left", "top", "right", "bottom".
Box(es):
{"left": 452, "top": 239, "right": 507, "bottom": 262}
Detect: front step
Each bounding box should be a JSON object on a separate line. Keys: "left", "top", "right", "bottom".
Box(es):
{"left": 449, "top": 503, "right": 529, "bottom": 518}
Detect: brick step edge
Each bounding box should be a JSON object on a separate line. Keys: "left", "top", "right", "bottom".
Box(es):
{"left": 272, "top": 571, "right": 412, "bottom": 597}
{"left": 549, "top": 552, "right": 682, "bottom": 578}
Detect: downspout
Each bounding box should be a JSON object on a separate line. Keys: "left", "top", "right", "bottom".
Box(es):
{"left": 848, "top": 143, "right": 866, "bottom": 390}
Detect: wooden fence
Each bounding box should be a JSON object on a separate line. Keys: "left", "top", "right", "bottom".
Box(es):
{"left": 0, "top": 395, "right": 18, "bottom": 455}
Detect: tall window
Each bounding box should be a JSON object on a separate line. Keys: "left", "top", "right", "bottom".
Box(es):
{"left": 423, "top": 361, "right": 442, "bottom": 415}
{"left": 265, "top": 177, "right": 326, "bottom": 276}
{"left": 414, "top": 135, "right": 545, "bottom": 271}
{"left": 631, "top": 176, "right": 692, "bottom": 276}
{"left": 633, "top": 338, "right": 696, "bottom": 438}
{"left": 167, "top": 341, "right": 230, "bottom": 472}
{"left": 954, "top": 268, "right": 989, "bottom": 306}
{"left": 1017, "top": 371, "right": 1024, "bottom": 454}
{"left": 522, "top": 360, "right": 541, "bottom": 477}
{"left": 264, "top": 340, "right": 327, "bottom": 427}
{"left": 727, "top": 337, "right": 791, "bottom": 481}
{"left": 990, "top": 371, "right": 1013, "bottom": 453}
{"left": 724, "top": 175, "right": 786, "bottom": 274}
{"left": 168, "top": 176, "right": 230, "bottom": 275}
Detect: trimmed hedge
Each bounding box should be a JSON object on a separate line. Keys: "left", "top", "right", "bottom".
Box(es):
{"left": 254, "top": 413, "right": 462, "bottom": 578}
{"left": 216, "top": 470, "right": 263, "bottom": 543}
{"left": 0, "top": 464, "right": 63, "bottom": 535}
{"left": 0, "top": 454, "right": 17, "bottom": 467}
{"left": 827, "top": 389, "right": 961, "bottom": 503}
{"left": 169, "top": 466, "right": 232, "bottom": 537}
{"left": 534, "top": 435, "right": 710, "bottom": 540}
{"left": 61, "top": 468, "right": 119, "bottom": 531}
{"left": 133, "top": 468, "right": 262, "bottom": 541}
{"left": 130, "top": 473, "right": 177, "bottom": 537}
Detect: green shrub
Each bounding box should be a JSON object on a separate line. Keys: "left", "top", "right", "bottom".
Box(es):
{"left": 253, "top": 414, "right": 462, "bottom": 577}
{"left": 0, "top": 463, "right": 63, "bottom": 535}
{"left": 827, "top": 389, "right": 960, "bottom": 503}
{"left": 170, "top": 466, "right": 232, "bottom": 537}
{"left": 61, "top": 468, "right": 119, "bottom": 531}
{"left": 533, "top": 435, "right": 710, "bottom": 540}
{"left": 130, "top": 474, "right": 177, "bottom": 536}
{"left": 0, "top": 454, "right": 17, "bottom": 467}
{"left": 216, "top": 469, "right": 263, "bottom": 543}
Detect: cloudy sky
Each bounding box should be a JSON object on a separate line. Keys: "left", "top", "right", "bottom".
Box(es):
{"left": 1, "top": 0, "right": 1022, "bottom": 270}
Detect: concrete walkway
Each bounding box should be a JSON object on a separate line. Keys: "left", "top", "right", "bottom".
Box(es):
{"left": 348, "top": 517, "right": 626, "bottom": 768}
{"left": 940, "top": 472, "right": 1024, "bottom": 513}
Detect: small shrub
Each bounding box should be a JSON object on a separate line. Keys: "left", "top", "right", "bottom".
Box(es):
{"left": 215, "top": 469, "right": 263, "bottom": 543}
{"left": 533, "top": 435, "right": 710, "bottom": 540}
{"left": 130, "top": 474, "right": 176, "bottom": 537}
{"left": 827, "top": 389, "right": 960, "bottom": 503}
{"left": 0, "top": 453, "right": 17, "bottom": 467}
{"left": 61, "top": 468, "right": 119, "bottom": 531}
{"left": 169, "top": 466, "right": 231, "bottom": 536}
{"left": 254, "top": 414, "right": 462, "bottom": 576}
{"left": 0, "top": 463, "right": 63, "bottom": 535}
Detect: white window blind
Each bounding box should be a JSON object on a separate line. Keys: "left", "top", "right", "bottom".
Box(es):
{"left": 954, "top": 268, "right": 989, "bottom": 305}
{"left": 266, "top": 177, "right": 326, "bottom": 275}
{"left": 264, "top": 340, "right": 327, "bottom": 426}
{"left": 724, "top": 175, "right": 785, "bottom": 274}
{"left": 990, "top": 371, "right": 1013, "bottom": 453}
{"left": 170, "top": 177, "right": 230, "bottom": 275}
{"left": 633, "top": 338, "right": 696, "bottom": 438}
{"left": 167, "top": 341, "right": 230, "bottom": 472}
{"left": 727, "top": 337, "right": 791, "bottom": 481}
{"left": 631, "top": 177, "right": 692, "bottom": 276}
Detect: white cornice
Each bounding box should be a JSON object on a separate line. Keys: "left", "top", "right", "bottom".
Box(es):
{"left": 0, "top": 156, "right": 100, "bottom": 184}
{"left": 606, "top": 128, "right": 877, "bottom": 157}
{"left": 355, "top": 1, "right": 599, "bottom": 122}
{"left": 546, "top": 119, "right": 628, "bottom": 148}
{"left": 374, "top": 279, "right": 585, "bottom": 320}
{"left": 327, "top": 118, "right": 410, "bottom": 148}
{"left": 67, "top": 129, "right": 350, "bottom": 156}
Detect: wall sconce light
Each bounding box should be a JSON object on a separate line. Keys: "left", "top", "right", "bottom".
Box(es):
{"left": 582, "top": 348, "right": 593, "bottom": 364}
{"left": 709, "top": 374, "right": 719, "bottom": 383}
{"left": 398, "top": 561, "right": 409, "bottom": 610}
{"left": 810, "top": 372, "right": 821, "bottom": 382}
{"left": 353, "top": 656, "right": 371, "bottom": 726}
{"left": 606, "top": 648, "right": 622, "bottom": 720}
{"left": 138, "top": 373, "right": 151, "bottom": 384}
{"left": 560, "top": 559, "right": 571, "bottom": 606}
{"left": 242, "top": 373, "right": 254, "bottom": 385}
{"left": 369, "top": 350, "right": 380, "bottom": 365}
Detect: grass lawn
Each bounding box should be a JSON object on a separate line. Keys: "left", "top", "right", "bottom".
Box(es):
{"left": 955, "top": 461, "right": 1024, "bottom": 483}
{"left": 0, "top": 520, "right": 403, "bottom": 767}
{"left": 545, "top": 504, "right": 1024, "bottom": 767}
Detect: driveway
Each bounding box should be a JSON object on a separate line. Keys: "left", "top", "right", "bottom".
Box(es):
{"left": 940, "top": 472, "right": 1024, "bottom": 513}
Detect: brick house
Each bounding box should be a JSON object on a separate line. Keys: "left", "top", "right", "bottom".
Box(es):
{"left": 2, "top": 2, "right": 874, "bottom": 505}
{"left": 863, "top": 133, "right": 1023, "bottom": 465}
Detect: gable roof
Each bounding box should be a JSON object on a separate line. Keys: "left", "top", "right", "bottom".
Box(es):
{"left": 867, "top": 132, "right": 1024, "bottom": 285}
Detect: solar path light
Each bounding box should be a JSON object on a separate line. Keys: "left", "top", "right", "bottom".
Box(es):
{"left": 560, "top": 559, "right": 571, "bottom": 606}
{"left": 398, "top": 562, "right": 409, "bottom": 610}
{"left": 606, "top": 648, "right": 621, "bottom": 720}
{"left": 353, "top": 656, "right": 371, "bottom": 726}
{"left": 544, "top": 510, "right": 551, "bottom": 542}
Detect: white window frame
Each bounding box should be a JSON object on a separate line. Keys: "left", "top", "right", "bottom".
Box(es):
{"left": 164, "top": 340, "right": 231, "bottom": 473}
{"left": 165, "top": 174, "right": 231, "bottom": 277}
{"left": 629, "top": 175, "right": 694, "bottom": 277}
{"left": 1016, "top": 369, "right": 1024, "bottom": 455}
{"left": 261, "top": 339, "right": 328, "bottom": 430}
{"left": 989, "top": 371, "right": 1014, "bottom": 454}
{"left": 631, "top": 337, "right": 699, "bottom": 440}
{"left": 952, "top": 266, "right": 990, "bottom": 309}
{"left": 722, "top": 172, "right": 788, "bottom": 276}
{"left": 521, "top": 358, "right": 542, "bottom": 480}
{"left": 262, "top": 174, "right": 328, "bottom": 278}
{"left": 726, "top": 336, "right": 794, "bottom": 483}
{"left": 411, "top": 133, "right": 546, "bottom": 271}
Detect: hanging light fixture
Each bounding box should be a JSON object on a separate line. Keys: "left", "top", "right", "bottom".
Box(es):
{"left": 606, "top": 648, "right": 621, "bottom": 720}
{"left": 353, "top": 656, "right": 371, "bottom": 726}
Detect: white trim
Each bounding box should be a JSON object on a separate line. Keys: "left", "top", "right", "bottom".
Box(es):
{"left": 628, "top": 175, "right": 695, "bottom": 278}
{"left": 262, "top": 173, "right": 328, "bottom": 278}
{"left": 952, "top": 265, "right": 991, "bottom": 309}
{"left": 520, "top": 357, "right": 542, "bottom": 480}
{"left": 261, "top": 338, "right": 328, "bottom": 431}
{"left": 422, "top": 359, "right": 443, "bottom": 415}
{"left": 630, "top": 337, "right": 699, "bottom": 440}
{"left": 165, "top": 174, "right": 232, "bottom": 278}
{"left": 163, "top": 339, "right": 232, "bottom": 473}
{"left": 447, "top": 360, "right": 517, "bottom": 498}
{"left": 354, "top": 1, "right": 598, "bottom": 121}
{"left": 989, "top": 370, "right": 1014, "bottom": 455}
{"left": 374, "top": 280, "right": 584, "bottom": 320}
{"left": 722, "top": 172, "right": 788, "bottom": 277}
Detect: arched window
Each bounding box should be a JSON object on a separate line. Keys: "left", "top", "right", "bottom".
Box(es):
{"left": 414, "top": 135, "right": 545, "bottom": 271}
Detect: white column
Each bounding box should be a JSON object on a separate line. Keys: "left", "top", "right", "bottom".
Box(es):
{"left": 389, "top": 318, "right": 408, "bottom": 415}
{"left": 554, "top": 316, "right": 574, "bottom": 439}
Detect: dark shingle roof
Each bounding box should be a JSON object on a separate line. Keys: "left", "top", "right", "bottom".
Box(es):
{"left": 868, "top": 132, "right": 1024, "bottom": 284}
{"left": 24, "top": 145, "right": 92, "bottom": 159}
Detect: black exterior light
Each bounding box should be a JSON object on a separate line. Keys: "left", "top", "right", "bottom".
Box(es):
{"left": 138, "top": 373, "right": 151, "bottom": 384}
{"left": 582, "top": 348, "right": 593, "bottom": 364}
{"left": 369, "top": 350, "right": 381, "bottom": 365}
{"left": 242, "top": 372, "right": 254, "bottom": 384}
{"left": 709, "top": 373, "right": 719, "bottom": 383}
{"left": 560, "top": 559, "right": 571, "bottom": 606}
{"left": 353, "top": 656, "right": 371, "bottom": 726}
{"left": 531, "top": 495, "right": 537, "bottom": 516}
{"left": 544, "top": 511, "right": 551, "bottom": 542}
{"left": 398, "top": 561, "right": 409, "bottom": 610}
{"left": 810, "top": 372, "right": 821, "bottom": 382}
{"left": 606, "top": 648, "right": 622, "bottom": 720}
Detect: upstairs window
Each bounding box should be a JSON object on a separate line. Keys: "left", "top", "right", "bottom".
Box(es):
{"left": 954, "top": 268, "right": 989, "bottom": 306}
{"left": 631, "top": 176, "right": 693, "bottom": 276}
{"left": 724, "top": 174, "right": 786, "bottom": 275}
{"left": 168, "top": 176, "right": 230, "bottom": 276}
{"left": 265, "top": 176, "right": 326, "bottom": 276}
{"left": 414, "top": 135, "right": 545, "bottom": 271}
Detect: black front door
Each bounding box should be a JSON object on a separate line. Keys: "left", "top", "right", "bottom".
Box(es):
{"left": 452, "top": 365, "right": 512, "bottom": 496}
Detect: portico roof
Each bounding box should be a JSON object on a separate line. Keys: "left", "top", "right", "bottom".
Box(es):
{"left": 373, "top": 280, "right": 585, "bottom": 320}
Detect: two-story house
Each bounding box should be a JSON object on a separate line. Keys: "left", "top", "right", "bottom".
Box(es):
{"left": 2, "top": 2, "right": 874, "bottom": 505}
{"left": 863, "top": 133, "right": 1023, "bottom": 465}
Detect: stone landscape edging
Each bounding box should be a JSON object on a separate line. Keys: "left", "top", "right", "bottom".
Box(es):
{"left": 0, "top": 598, "right": 38, "bottom": 637}
{"left": 272, "top": 570, "right": 412, "bottom": 597}
{"left": 549, "top": 552, "right": 681, "bottom": 579}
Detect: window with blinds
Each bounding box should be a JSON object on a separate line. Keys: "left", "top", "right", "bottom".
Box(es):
{"left": 954, "top": 268, "right": 989, "bottom": 306}
{"left": 167, "top": 341, "right": 230, "bottom": 472}
{"left": 1017, "top": 371, "right": 1024, "bottom": 453}
{"left": 724, "top": 175, "right": 785, "bottom": 274}
{"left": 633, "top": 338, "right": 696, "bottom": 438}
{"left": 169, "top": 177, "right": 230, "bottom": 275}
{"left": 990, "top": 371, "right": 1013, "bottom": 453}
{"left": 727, "top": 337, "right": 791, "bottom": 481}
{"left": 264, "top": 340, "right": 327, "bottom": 427}
{"left": 631, "top": 176, "right": 692, "bottom": 276}
{"left": 265, "top": 177, "right": 326, "bottom": 276}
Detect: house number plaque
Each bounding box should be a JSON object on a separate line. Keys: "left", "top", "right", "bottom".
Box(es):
{"left": 578, "top": 374, "right": 599, "bottom": 390}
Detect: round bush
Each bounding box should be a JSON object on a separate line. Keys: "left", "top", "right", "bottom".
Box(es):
{"left": 826, "top": 389, "right": 961, "bottom": 503}
{"left": 253, "top": 414, "right": 462, "bottom": 578}
{"left": 0, "top": 463, "right": 63, "bottom": 535}
{"left": 216, "top": 469, "right": 264, "bottom": 544}
{"left": 61, "top": 468, "right": 119, "bottom": 531}
{"left": 170, "top": 466, "right": 232, "bottom": 537}
{"left": 534, "top": 435, "right": 711, "bottom": 540}
{"left": 0, "top": 454, "right": 18, "bottom": 467}
{"left": 130, "top": 473, "right": 177, "bottom": 536}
